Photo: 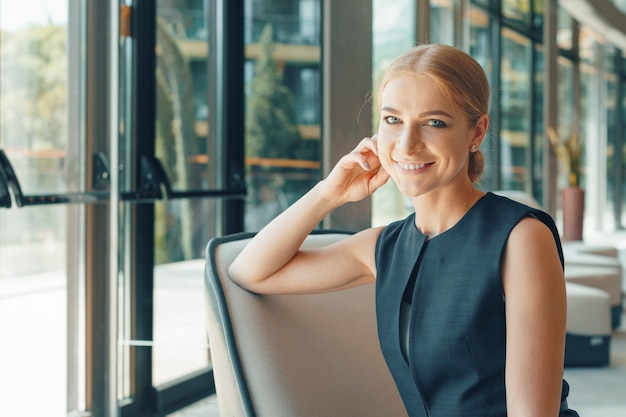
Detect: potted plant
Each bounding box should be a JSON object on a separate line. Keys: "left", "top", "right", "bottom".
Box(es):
{"left": 547, "top": 127, "right": 584, "bottom": 241}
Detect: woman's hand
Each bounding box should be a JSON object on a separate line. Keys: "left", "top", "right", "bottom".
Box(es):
{"left": 319, "top": 135, "right": 390, "bottom": 204}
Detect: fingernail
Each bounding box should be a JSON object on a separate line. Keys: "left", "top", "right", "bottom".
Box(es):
{"left": 364, "top": 162, "right": 371, "bottom": 170}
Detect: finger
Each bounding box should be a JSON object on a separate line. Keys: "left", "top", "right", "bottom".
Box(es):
{"left": 355, "top": 149, "right": 383, "bottom": 172}
{"left": 357, "top": 136, "right": 379, "bottom": 156}
{"left": 370, "top": 167, "right": 390, "bottom": 190}
{"left": 338, "top": 151, "right": 371, "bottom": 172}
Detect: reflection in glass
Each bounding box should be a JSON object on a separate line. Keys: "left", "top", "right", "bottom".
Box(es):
{"left": 154, "top": 0, "right": 218, "bottom": 265}
{"left": 557, "top": 6, "right": 574, "bottom": 50}
{"left": 603, "top": 44, "right": 621, "bottom": 230}
{"left": 532, "top": 47, "right": 544, "bottom": 203}
{"left": 605, "top": 70, "right": 618, "bottom": 230}
{"left": 502, "top": 0, "right": 531, "bottom": 24}
{"left": 0, "top": 1, "right": 72, "bottom": 416}
{"left": 578, "top": 25, "right": 599, "bottom": 199}
{"left": 500, "top": 28, "right": 531, "bottom": 191}
{"left": 557, "top": 57, "right": 575, "bottom": 191}
{"left": 578, "top": 62, "right": 593, "bottom": 192}
{"left": 430, "top": 0, "right": 455, "bottom": 45}
{"left": 152, "top": 0, "right": 213, "bottom": 386}
{"left": 468, "top": 6, "right": 494, "bottom": 190}
{"left": 244, "top": 0, "right": 322, "bottom": 232}
{"left": 153, "top": 208, "right": 209, "bottom": 385}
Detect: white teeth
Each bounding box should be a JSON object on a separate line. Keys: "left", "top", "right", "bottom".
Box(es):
{"left": 398, "top": 162, "right": 428, "bottom": 170}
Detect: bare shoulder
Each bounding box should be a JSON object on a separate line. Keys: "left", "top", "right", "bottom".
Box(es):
{"left": 502, "top": 215, "right": 564, "bottom": 291}
{"left": 506, "top": 216, "right": 560, "bottom": 261}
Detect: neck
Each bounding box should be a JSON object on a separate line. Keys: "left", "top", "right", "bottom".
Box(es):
{"left": 411, "top": 184, "right": 485, "bottom": 238}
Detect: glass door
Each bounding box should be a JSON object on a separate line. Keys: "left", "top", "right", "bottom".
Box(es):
{"left": 152, "top": 0, "right": 218, "bottom": 386}
{"left": 0, "top": 0, "right": 87, "bottom": 415}
{"left": 117, "top": 1, "right": 245, "bottom": 414}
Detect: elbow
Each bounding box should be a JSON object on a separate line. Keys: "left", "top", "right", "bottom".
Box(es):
{"left": 227, "top": 262, "right": 264, "bottom": 293}
{"left": 227, "top": 262, "right": 249, "bottom": 288}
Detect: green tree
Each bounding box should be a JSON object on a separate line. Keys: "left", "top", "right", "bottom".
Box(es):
{"left": 245, "top": 24, "right": 304, "bottom": 159}
{"left": 0, "top": 25, "right": 67, "bottom": 151}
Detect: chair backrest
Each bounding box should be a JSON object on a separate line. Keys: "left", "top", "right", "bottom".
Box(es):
{"left": 204, "top": 230, "right": 407, "bottom": 417}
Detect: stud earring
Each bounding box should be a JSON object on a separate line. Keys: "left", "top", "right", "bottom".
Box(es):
{"left": 471, "top": 145, "right": 478, "bottom": 152}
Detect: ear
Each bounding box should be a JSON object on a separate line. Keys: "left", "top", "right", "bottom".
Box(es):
{"left": 470, "top": 114, "right": 489, "bottom": 148}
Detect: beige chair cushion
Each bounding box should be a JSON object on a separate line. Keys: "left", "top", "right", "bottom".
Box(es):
{"left": 564, "top": 265, "right": 622, "bottom": 308}
{"left": 565, "top": 282, "right": 612, "bottom": 335}
{"left": 205, "top": 232, "right": 407, "bottom": 417}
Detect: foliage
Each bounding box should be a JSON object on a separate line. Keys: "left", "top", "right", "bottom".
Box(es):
{"left": 547, "top": 127, "right": 583, "bottom": 187}
{"left": 0, "top": 25, "right": 67, "bottom": 150}
{"left": 246, "top": 24, "right": 313, "bottom": 160}
{"left": 154, "top": 16, "right": 198, "bottom": 263}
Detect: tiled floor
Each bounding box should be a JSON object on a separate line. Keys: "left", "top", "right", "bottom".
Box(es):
{"left": 171, "top": 313, "right": 626, "bottom": 417}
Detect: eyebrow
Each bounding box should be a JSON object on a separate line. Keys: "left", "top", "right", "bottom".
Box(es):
{"left": 380, "top": 107, "right": 453, "bottom": 119}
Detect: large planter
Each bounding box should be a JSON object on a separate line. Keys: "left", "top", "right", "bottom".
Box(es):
{"left": 562, "top": 186, "right": 584, "bottom": 241}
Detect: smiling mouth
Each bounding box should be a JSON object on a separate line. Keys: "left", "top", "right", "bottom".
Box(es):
{"left": 396, "top": 161, "right": 433, "bottom": 170}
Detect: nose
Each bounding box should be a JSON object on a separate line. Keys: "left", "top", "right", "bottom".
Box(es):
{"left": 395, "top": 124, "right": 422, "bottom": 153}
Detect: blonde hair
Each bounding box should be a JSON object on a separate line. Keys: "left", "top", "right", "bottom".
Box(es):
{"left": 377, "top": 44, "right": 490, "bottom": 183}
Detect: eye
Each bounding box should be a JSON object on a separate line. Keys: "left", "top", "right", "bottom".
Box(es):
{"left": 384, "top": 115, "right": 400, "bottom": 125}
{"left": 426, "top": 119, "right": 447, "bottom": 128}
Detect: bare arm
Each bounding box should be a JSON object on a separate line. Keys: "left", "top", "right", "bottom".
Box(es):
{"left": 228, "top": 136, "right": 390, "bottom": 294}
{"left": 503, "top": 217, "right": 567, "bottom": 416}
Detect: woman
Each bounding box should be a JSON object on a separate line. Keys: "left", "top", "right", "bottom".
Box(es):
{"left": 229, "top": 44, "right": 577, "bottom": 416}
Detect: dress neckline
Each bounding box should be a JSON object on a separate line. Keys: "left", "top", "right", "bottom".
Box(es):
{"left": 409, "top": 191, "right": 492, "bottom": 241}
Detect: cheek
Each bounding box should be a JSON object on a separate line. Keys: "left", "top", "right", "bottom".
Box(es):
{"left": 375, "top": 125, "right": 395, "bottom": 148}
{"left": 375, "top": 141, "right": 395, "bottom": 171}
{"left": 374, "top": 133, "right": 392, "bottom": 157}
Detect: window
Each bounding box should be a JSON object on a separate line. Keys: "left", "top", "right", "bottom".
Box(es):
{"left": 0, "top": 1, "right": 86, "bottom": 415}
{"left": 243, "top": 0, "right": 322, "bottom": 232}
{"left": 500, "top": 28, "right": 532, "bottom": 191}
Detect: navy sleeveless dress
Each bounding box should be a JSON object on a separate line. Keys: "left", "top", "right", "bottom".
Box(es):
{"left": 375, "top": 192, "right": 578, "bottom": 416}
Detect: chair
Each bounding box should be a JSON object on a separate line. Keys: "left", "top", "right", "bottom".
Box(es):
{"left": 562, "top": 242, "right": 623, "bottom": 329}
{"left": 564, "top": 282, "right": 612, "bottom": 367}
{"left": 204, "top": 230, "right": 407, "bottom": 417}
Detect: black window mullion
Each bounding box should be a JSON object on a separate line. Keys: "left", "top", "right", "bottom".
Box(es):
{"left": 210, "top": 0, "right": 245, "bottom": 235}
{"left": 124, "top": 0, "right": 157, "bottom": 414}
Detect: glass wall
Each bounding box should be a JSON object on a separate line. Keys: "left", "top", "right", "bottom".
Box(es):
{"left": 0, "top": 1, "right": 80, "bottom": 415}
{"left": 532, "top": 46, "right": 544, "bottom": 200}
{"left": 606, "top": 48, "right": 619, "bottom": 231}
{"left": 557, "top": 56, "right": 575, "bottom": 191}
{"left": 430, "top": 0, "right": 455, "bottom": 45}
{"left": 502, "top": 0, "right": 531, "bottom": 25}
{"left": 243, "top": 0, "right": 322, "bottom": 232}
{"left": 467, "top": 6, "right": 494, "bottom": 189}
{"left": 500, "top": 28, "right": 532, "bottom": 191}
{"left": 151, "top": 0, "right": 213, "bottom": 386}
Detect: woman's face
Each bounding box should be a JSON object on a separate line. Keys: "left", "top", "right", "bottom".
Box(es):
{"left": 376, "top": 75, "right": 486, "bottom": 198}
